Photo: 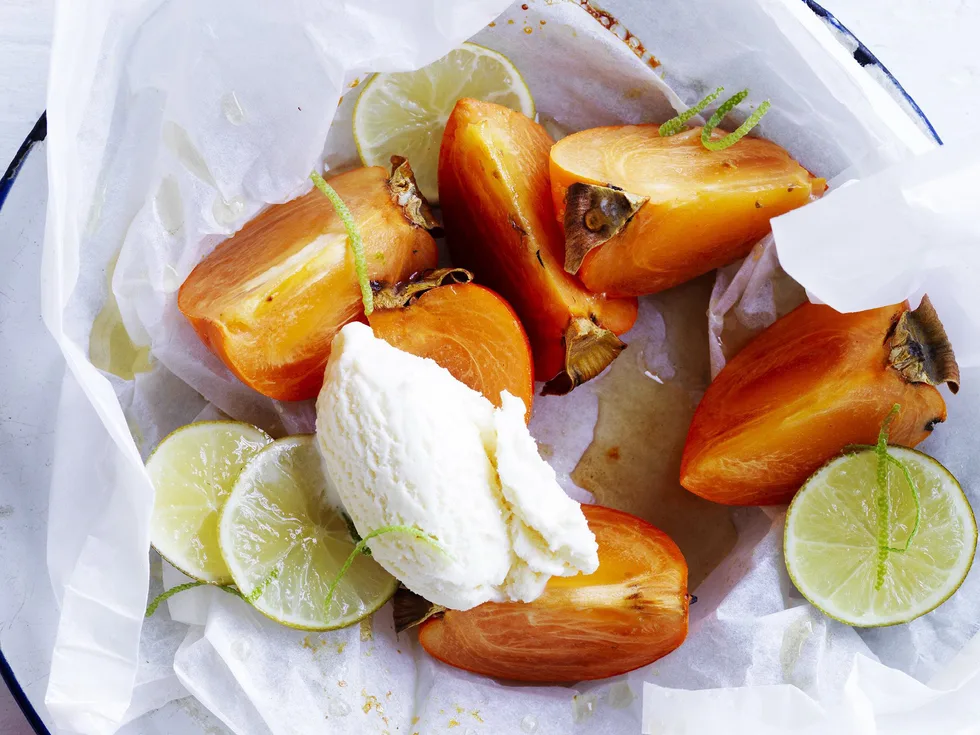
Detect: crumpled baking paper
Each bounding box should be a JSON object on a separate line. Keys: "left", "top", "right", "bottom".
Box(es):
{"left": 773, "top": 139, "right": 980, "bottom": 370}
{"left": 706, "top": 233, "right": 807, "bottom": 377}
{"left": 40, "top": 0, "right": 980, "bottom": 733}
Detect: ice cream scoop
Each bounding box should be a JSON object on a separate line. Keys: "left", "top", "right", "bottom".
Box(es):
{"left": 315, "top": 322, "right": 598, "bottom": 610}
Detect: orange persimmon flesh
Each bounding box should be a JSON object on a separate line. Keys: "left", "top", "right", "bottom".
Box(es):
{"left": 680, "top": 302, "right": 947, "bottom": 506}
{"left": 439, "top": 98, "right": 638, "bottom": 386}
{"left": 178, "top": 166, "right": 437, "bottom": 401}
{"left": 418, "top": 504, "right": 688, "bottom": 682}
{"left": 369, "top": 281, "right": 535, "bottom": 419}
{"left": 550, "top": 126, "right": 825, "bottom": 297}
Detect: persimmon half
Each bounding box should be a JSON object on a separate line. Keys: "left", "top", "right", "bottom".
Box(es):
{"left": 368, "top": 269, "right": 535, "bottom": 420}
{"left": 439, "top": 98, "right": 638, "bottom": 395}
{"left": 404, "top": 504, "right": 689, "bottom": 683}
{"left": 681, "top": 297, "right": 959, "bottom": 506}
{"left": 178, "top": 159, "right": 438, "bottom": 401}
{"left": 550, "top": 126, "right": 825, "bottom": 297}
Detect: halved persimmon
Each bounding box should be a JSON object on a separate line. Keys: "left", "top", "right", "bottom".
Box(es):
{"left": 368, "top": 269, "right": 535, "bottom": 419}
{"left": 439, "top": 98, "right": 638, "bottom": 394}
{"left": 681, "top": 297, "right": 959, "bottom": 506}
{"left": 406, "top": 504, "right": 689, "bottom": 682}
{"left": 178, "top": 160, "right": 438, "bottom": 401}
{"left": 550, "top": 126, "right": 825, "bottom": 297}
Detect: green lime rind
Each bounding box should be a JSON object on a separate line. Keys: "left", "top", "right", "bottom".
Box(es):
{"left": 147, "top": 420, "right": 273, "bottom": 585}
{"left": 352, "top": 41, "right": 535, "bottom": 204}
{"left": 784, "top": 446, "right": 977, "bottom": 628}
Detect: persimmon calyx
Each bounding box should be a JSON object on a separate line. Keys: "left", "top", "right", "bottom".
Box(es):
{"left": 372, "top": 268, "right": 474, "bottom": 311}
{"left": 562, "top": 182, "right": 648, "bottom": 274}
{"left": 888, "top": 295, "right": 960, "bottom": 394}
{"left": 542, "top": 316, "right": 627, "bottom": 396}
{"left": 393, "top": 587, "right": 446, "bottom": 634}
{"left": 388, "top": 155, "right": 440, "bottom": 231}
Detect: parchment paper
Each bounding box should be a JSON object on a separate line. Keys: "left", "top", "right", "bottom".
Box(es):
{"left": 40, "top": 0, "right": 980, "bottom": 733}
{"left": 773, "top": 140, "right": 980, "bottom": 371}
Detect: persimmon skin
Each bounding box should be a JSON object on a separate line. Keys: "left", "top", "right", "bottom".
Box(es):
{"left": 369, "top": 282, "right": 535, "bottom": 420}
{"left": 550, "top": 126, "right": 823, "bottom": 297}
{"left": 178, "top": 166, "right": 437, "bottom": 401}
{"left": 438, "top": 98, "right": 638, "bottom": 384}
{"left": 680, "top": 302, "right": 947, "bottom": 506}
{"left": 418, "top": 504, "right": 688, "bottom": 683}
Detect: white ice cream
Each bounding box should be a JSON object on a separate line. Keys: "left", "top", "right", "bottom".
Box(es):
{"left": 315, "top": 322, "right": 599, "bottom": 610}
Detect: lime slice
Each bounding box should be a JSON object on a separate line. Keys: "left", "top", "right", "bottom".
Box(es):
{"left": 218, "top": 435, "right": 398, "bottom": 630}
{"left": 785, "top": 446, "right": 977, "bottom": 627}
{"left": 353, "top": 42, "right": 535, "bottom": 203}
{"left": 147, "top": 421, "right": 273, "bottom": 584}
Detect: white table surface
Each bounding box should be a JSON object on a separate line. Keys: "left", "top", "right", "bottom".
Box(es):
{"left": 1, "top": 0, "right": 978, "bottom": 732}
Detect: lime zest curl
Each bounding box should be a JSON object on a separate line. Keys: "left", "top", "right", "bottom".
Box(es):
{"left": 883, "top": 454, "right": 922, "bottom": 554}
{"left": 146, "top": 581, "right": 204, "bottom": 617}
{"left": 703, "top": 96, "right": 771, "bottom": 151}
{"left": 873, "top": 404, "right": 923, "bottom": 591}
{"left": 659, "top": 87, "right": 724, "bottom": 137}
{"left": 246, "top": 566, "right": 280, "bottom": 603}
{"left": 145, "top": 581, "right": 245, "bottom": 618}
{"left": 324, "top": 525, "right": 450, "bottom": 614}
{"left": 342, "top": 511, "right": 367, "bottom": 553}
{"left": 873, "top": 406, "right": 899, "bottom": 590}
{"left": 310, "top": 170, "right": 373, "bottom": 316}
{"left": 659, "top": 87, "right": 771, "bottom": 151}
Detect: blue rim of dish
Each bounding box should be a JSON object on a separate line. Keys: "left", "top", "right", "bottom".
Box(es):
{"left": 0, "top": 107, "right": 52, "bottom": 735}
{"left": 0, "top": 110, "right": 52, "bottom": 735}
{"left": 0, "top": 655, "right": 49, "bottom": 735}
{"left": 0, "top": 2, "right": 944, "bottom": 732}
{"left": 801, "top": 0, "right": 942, "bottom": 144}
{"left": 0, "top": 112, "right": 46, "bottom": 210}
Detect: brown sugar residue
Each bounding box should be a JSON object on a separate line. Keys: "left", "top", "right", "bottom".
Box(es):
{"left": 521, "top": 3, "right": 529, "bottom": 8}
{"left": 540, "top": 19, "right": 547, "bottom": 25}
{"left": 571, "top": 277, "right": 737, "bottom": 589}
{"left": 448, "top": 720, "right": 460, "bottom": 729}
{"left": 362, "top": 690, "right": 385, "bottom": 716}
{"left": 507, "top": 18, "right": 515, "bottom": 24}
{"left": 302, "top": 635, "right": 328, "bottom": 653}
{"left": 576, "top": 0, "right": 661, "bottom": 69}
{"left": 488, "top": 21, "right": 496, "bottom": 27}
{"left": 524, "top": 26, "right": 533, "bottom": 34}
{"left": 348, "top": 78, "right": 361, "bottom": 89}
